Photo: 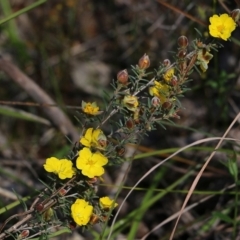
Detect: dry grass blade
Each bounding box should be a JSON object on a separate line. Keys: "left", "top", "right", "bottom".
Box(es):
{"left": 141, "top": 183, "right": 236, "bottom": 239}
{"left": 169, "top": 112, "right": 240, "bottom": 240}
{"left": 0, "top": 57, "right": 79, "bottom": 142}
{"left": 107, "top": 137, "right": 240, "bottom": 240}
{"left": 156, "top": 0, "right": 207, "bottom": 27}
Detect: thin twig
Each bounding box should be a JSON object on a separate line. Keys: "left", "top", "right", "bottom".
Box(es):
{"left": 0, "top": 57, "right": 79, "bottom": 142}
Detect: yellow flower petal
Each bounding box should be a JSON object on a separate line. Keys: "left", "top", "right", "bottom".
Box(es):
{"left": 99, "top": 196, "right": 118, "bottom": 209}
{"left": 209, "top": 13, "right": 236, "bottom": 41}
{"left": 71, "top": 199, "right": 93, "bottom": 226}
{"left": 80, "top": 128, "right": 93, "bottom": 147}
{"left": 58, "top": 159, "right": 75, "bottom": 179}
{"left": 149, "top": 81, "right": 170, "bottom": 104}
{"left": 92, "top": 129, "right": 102, "bottom": 145}
{"left": 122, "top": 95, "right": 139, "bottom": 111}
{"left": 163, "top": 68, "right": 174, "bottom": 83}
{"left": 43, "top": 157, "right": 74, "bottom": 179}
{"left": 76, "top": 147, "right": 108, "bottom": 178}
{"left": 82, "top": 101, "right": 100, "bottom": 115}
{"left": 44, "top": 157, "right": 61, "bottom": 174}
{"left": 80, "top": 128, "right": 106, "bottom": 149}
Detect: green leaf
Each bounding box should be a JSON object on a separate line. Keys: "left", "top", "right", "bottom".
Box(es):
{"left": 0, "top": 0, "right": 47, "bottom": 25}
{"left": 212, "top": 211, "right": 233, "bottom": 224}
{"left": 0, "top": 105, "right": 50, "bottom": 125}
{"left": 228, "top": 158, "right": 238, "bottom": 182}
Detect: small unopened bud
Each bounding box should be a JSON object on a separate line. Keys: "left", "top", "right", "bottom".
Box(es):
{"left": 138, "top": 53, "right": 150, "bottom": 69}
{"left": 42, "top": 208, "right": 54, "bottom": 221}
{"left": 87, "top": 177, "right": 98, "bottom": 184}
{"left": 170, "top": 75, "right": 178, "bottom": 86}
{"left": 97, "top": 132, "right": 107, "bottom": 148}
{"left": 126, "top": 118, "right": 134, "bottom": 129}
{"left": 98, "top": 139, "right": 107, "bottom": 148}
{"left": 18, "top": 230, "right": 30, "bottom": 239}
{"left": 102, "top": 215, "right": 109, "bottom": 222}
{"left": 146, "top": 123, "right": 151, "bottom": 131}
{"left": 163, "top": 59, "right": 171, "bottom": 67}
{"left": 117, "top": 69, "right": 128, "bottom": 85}
{"left": 133, "top": 107, "right": 140, "bottom": 123}
{"left": 35, "top": 203, "right": 44, "bottom": 212}
{"left": 59, "top": 188, "right": 67, "bottom": 196}
{"left": 116, "top": 146, "right": 125, "bottom": 156}
{"left": 162, "top": 101, "right": 172, "bottom": 109}
{"left": 231, "top": 9, "right": 240, "bottom": 22}
{"left": 151, "top": 97, "right": 160, "bottom": 107}
{"left": 177, "top": 49, "right": 187, "bottom": 59}
{"left": 172, "top": 112, "right": 180, "bottom": 119}
{"left": 178, "top": 36, "right": 188, "bottom": 48}
{"left": 90, "top": 214, "right": 100, "bottom": 224}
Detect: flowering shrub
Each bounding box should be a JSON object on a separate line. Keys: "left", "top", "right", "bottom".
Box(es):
{"left": 0, "top": 9, "right": 238, "bottom": 240}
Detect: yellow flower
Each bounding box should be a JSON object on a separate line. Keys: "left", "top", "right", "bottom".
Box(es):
{"left": 99, "top": 196, "right": 118, "bottom": 210}
{"left": 122, "top": 95, "right": 139, "bottom": 111}
{"left": 209, "top": 13, "right": 236, "bottom": 41}
{"left": 197, "top": 49, "right": 213, "bottom": 72}
{"left": 80, "top": 128, "right": 107, "bottom": 149}
{"left": 82, "top": 101, "right": 100, "bottom": 115}
{"left": 71, "top": 199, "right": 93, "bottom": 226}
{"left": 149, "top": 81, "right": 170, "bottom": 104}
{"left": 76, "top": 147, "right": 108, "bottom": 178}
{"left": 44, "top": 157, "right": 75, "bottom": 179}
{"left": 163, "top": 68, "right": 174, "bottom": 83}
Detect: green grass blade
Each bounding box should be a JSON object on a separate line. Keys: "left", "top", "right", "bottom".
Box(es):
{"left": 0, "top": 0, "right": 47, "bottom": 25}
{"left": 0, "top": 105, "right": 50, "bottom": 125}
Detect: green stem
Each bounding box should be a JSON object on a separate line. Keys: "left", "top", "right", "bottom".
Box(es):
{"left": 127, "top": 167, "right": 167, "bottom": 240}
{"left": 232, "top": 181, "right": 238, "bottom": 239}
{"left": 0, "top": 0, "right": 47, "bottom": 25}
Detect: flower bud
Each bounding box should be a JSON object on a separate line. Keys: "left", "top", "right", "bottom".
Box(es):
{"left": 35, "top": 203, "right": 44, "bottom": 212}
{"left": 133, "top": 107, "right": 140, "bottom": 123}
{"left": 231, "top": 9, "right": 240, "bottom": 22}
{"left": 102, "top": 215, "right": 109, "bottom": 222}
{"left": 18, "top": 230, "right": 30, "bottom": 239}
{"left": 162, "top": 101, "right": 172, "bottom": 109}
{"left": 138, "top": 53, "right": 150, "bottom": 69}
{"left": 126, "top": 118, "right": 134, "bottom": 129}
{"left": 98, "top": 139, "right": 107, "bottom": 148}
{"left": 178, "top": 35, "right": 188, "bottom": 48}
{"left": 59, "top": 188, "right": 67, "bottom": 196}
{"left": 170, "top": 75, "right": 178, "bottom": 86}
{"left": 172, "top": 112, "right": 180, "bottom": 119}
{"left": 116, "top": 146, "right": 125, "bottom": 156}
{"left": 90, "top": 214, "right": 100, "bottom": 224}
{"left": 163, "top": 59, "right": 171, "bottom": 67}
{"left": 42, "top": 208, "right": 54, "bottom": 221}
{"left": 177, "top": 49, "right": 187, "bottom": 59}
{"left": 117, "top": 69, "right": 128, "bottom": 85}
{"left": 87, "top": 177, "right": 98, "bottom": 184}
{"left": 146, "top": 123, "right": 151, "bottom": 131}
{"left": 151, "top": 97, "right": 160, "bottom": 107}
